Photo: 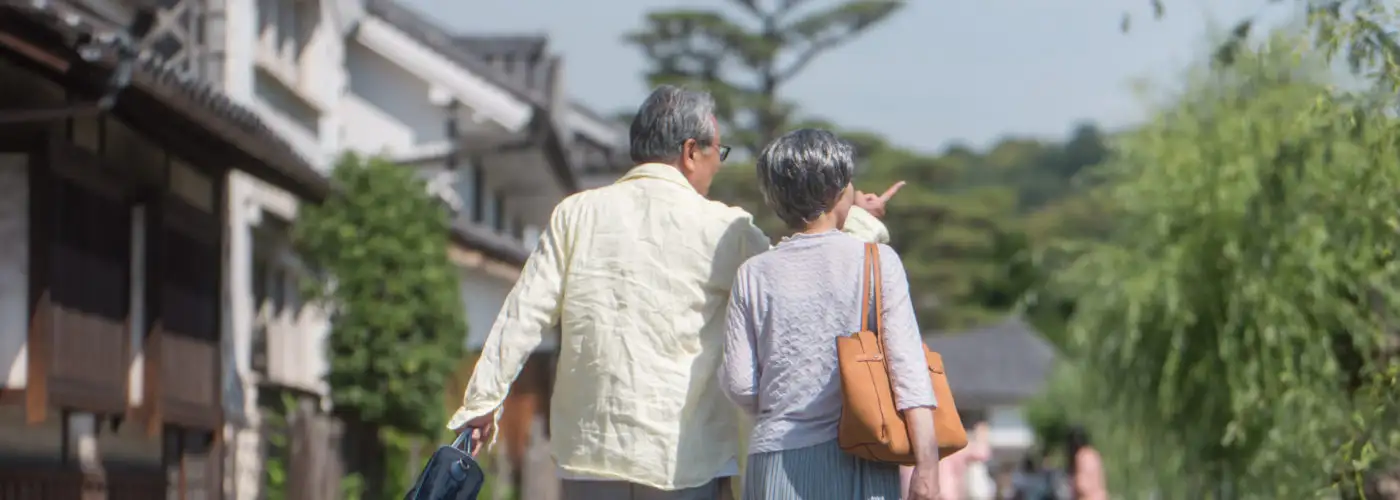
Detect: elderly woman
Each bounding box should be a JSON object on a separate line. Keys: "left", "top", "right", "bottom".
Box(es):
{"left": 719, "top": 129, "right": 942, "bottom": 500}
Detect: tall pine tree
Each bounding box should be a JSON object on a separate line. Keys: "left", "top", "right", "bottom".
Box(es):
{"left": 625, "top": 0, "right": 904, "bottom": 155}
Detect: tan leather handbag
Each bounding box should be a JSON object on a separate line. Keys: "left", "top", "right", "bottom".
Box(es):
{"left": 837, "top": 243, "right": 968, "bottom": 464}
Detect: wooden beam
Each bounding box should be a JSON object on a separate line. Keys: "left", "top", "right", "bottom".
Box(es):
{"left": 447, "top": 244, "right": 521, "bottom": 281}
{"left": 0, "top": 28, "right": 68, "bottom": 72}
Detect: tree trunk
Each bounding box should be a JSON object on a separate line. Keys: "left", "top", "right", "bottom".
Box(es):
{"left": 340, "top": 417, "right": 386, "bottom": 500}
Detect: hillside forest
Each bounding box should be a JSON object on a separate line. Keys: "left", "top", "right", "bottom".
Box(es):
{"left": 623, "top": 0, "right": 1400, "bottom": 497}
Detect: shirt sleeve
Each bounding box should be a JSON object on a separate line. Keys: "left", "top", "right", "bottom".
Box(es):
{"left": 719, "top": 269, "right": 760, "bottom": 415}
{"left": 447, "top": 199, "right": 573, "bottom": 432}
{"left": 843, "top": 206, "right": 890, "bottom": 244}
{"left": 877, "top": 244, "right": 937, "bottom": 411}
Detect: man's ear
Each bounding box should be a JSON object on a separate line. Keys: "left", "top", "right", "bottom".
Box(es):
{"left": 681, "top": 138, "right": 696, "bottom": 159}
{"left": 678, "top": 139, "right": 696, "bottom": 170}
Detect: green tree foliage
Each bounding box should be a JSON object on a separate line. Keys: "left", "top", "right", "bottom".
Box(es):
{"left": 1131, "top": 0, "right": 1400, "bottom": 87}
{"left": 1042, "top": 34, "right": 1400, "bottom": 498}
{"left": 294, "top": 153, "right": 466, "bottom": 496}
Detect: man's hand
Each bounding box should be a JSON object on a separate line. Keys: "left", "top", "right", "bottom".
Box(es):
{"left": 907, "top": 462, "right": 943, "bottom": 500}
{"left": 452, "top": 411, "right": 496, "bottom": 457}
{"left": 854, "top": 181, "right": 907, "bottom": 219}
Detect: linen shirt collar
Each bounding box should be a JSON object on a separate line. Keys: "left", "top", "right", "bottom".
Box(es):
{"left": 617, "top": 163, "right": 698, "bottom": 192}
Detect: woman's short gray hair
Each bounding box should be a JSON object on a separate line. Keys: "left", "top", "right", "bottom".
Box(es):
{"left": 629, "top": 85, "right": 719, "bottom": 164}
{"left": 755, "top": 129, "right": 856, "bottom": 229}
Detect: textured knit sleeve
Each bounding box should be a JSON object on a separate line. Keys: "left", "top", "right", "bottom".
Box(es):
{"left": 719, "top": 267, "right": 760, "bottom": 415}
{"left": 877, "top": 244, "right": 937, "bottom": 411}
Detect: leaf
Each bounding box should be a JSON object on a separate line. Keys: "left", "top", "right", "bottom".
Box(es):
{"left": 295, "top": 153, "right": 467, "bottom": 436}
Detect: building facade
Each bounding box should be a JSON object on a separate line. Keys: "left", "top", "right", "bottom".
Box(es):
{"left": 0, "top": 0, "right": 331, "bottom": 497}
{"left": 216, "top": 0, "right": 630, "bottom": 497}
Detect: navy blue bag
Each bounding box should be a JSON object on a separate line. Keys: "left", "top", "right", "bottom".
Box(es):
{"left": 403, "top": 433, "right": 486, "bottom": 500}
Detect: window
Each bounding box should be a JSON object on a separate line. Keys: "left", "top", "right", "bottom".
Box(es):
{"left": 251, "top": 254, "right": 270, "bottom": 375}
{"left": 455, "top": 164, "right": 478, "bottom": 221}
{"left": 491, "top": 192, "right": 505, "bottom": 231}
{"left": 470, "top": 167, "right": 485, "bottom": 224}
{"left": 51, "top": 178, "right": 131, "bottom": 322}
{"left": 161, "top": 227, "right": 219, "bottom": 341}
{"left": 256, "top": 0, "right": 318, "bottom": 63}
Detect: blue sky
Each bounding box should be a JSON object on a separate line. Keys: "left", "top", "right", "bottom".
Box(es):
{"left": 405, "top": 0, "right": 1288, "bottom": 152}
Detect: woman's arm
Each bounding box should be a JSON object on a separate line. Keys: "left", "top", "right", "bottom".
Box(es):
{"left": 877, "top": 245, "right": 937, "bottom": 413}
{"left": 718, "top": 269, "right": 760, "bottom": 415}
{"left": 906, "top": 407, "right": 940, "bottom": 465}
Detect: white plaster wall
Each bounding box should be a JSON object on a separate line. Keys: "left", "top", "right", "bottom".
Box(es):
{"left": 342, "top": 39, "right": 445, "bottom": 156}
{"left": 227, "top": 172, "right": 329, "bottom": 397}
{"left": 250, "top": 98, "right": 325, "bottom": 167}
{"left": 461, "top": 267, "right": 511, "bottom": 351}
{"left": 986, "top": 405, "right": 1034, "bottom": 451}
{"left": 0, "top": 154, "right": 28, "bottom": 389}
{"left": 226, "top": 0, "right": 346, "bottom": 170}
{"left": 459, "top": 268, "right": 558, "bottom": 352}
{"left": 225, "top": 171, "right": 331, "bottom": 500}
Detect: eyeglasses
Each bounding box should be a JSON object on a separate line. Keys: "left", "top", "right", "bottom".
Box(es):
{"left": 683, "top": 141, "right": 731, "bottom": 162}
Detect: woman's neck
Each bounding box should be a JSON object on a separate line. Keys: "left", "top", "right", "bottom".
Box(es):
{"left": 799, "top": 213, "right": 840, "bottom": 235}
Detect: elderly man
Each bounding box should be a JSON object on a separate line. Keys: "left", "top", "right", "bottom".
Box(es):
{"left": 449, "top": 85, "right": 904, "bottom": 500}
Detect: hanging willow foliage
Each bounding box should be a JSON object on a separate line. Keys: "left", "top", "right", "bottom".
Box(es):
{"left": 1048, "top": 34, "right": 1400, "bottom": 498}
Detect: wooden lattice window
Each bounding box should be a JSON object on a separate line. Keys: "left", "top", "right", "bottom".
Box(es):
{"left": 143, "top": 0, "right": 206, "bottom": 76}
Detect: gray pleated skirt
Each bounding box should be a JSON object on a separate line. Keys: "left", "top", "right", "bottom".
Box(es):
{"left": 742, "top": 439, "right": 902, "bottom": 500}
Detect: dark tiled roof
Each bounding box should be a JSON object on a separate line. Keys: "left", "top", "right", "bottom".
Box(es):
{"left": 925, "top": 317, "right": 1057, "bottom": 402}
{"left": 1, "top": 0, "right": 332, "bottom": 201}
{"left": 563, "top": 100, "right": 629, "bottom": 174}
{"left": 454, "top": 35, "right": 548, "bottom": 61}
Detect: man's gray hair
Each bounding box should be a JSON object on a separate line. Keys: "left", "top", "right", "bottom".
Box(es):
{"left": 756, "top": 129, "right": 856, "bottom": 229}
{"left": 629, "top": 85, "right": 719, "bottom": 164}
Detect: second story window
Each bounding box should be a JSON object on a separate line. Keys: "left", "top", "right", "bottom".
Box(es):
{"left": 257, "top": 0, "right": 318, "bottom": 63}
{"left": 491, "top": 192, "right": 506, "bottom": 232}
{"left": 458, "top": 164, "right": 485, "bottom": 224}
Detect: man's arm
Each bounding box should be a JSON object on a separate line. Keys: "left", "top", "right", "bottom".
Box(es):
{"left": 845, "top": 181, "right": 904, "bottom": 244}
{"left": 447, "top": 199, "right": 573, "bottom": 434}
{"left": 843, "top": 206, "right": 891, "bottom": 244}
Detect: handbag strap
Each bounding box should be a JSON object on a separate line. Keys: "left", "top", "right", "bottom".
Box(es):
{"left": 859, "top": 242, "right": 884, "bottom": 335}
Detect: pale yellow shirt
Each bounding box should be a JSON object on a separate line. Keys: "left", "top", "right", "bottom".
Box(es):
{"left": 448, "top": 163, "right": 890, "bottom": 490}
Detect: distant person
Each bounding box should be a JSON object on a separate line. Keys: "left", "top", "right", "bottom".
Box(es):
{"left": 1011, "top": 454, "right": 1065, "bottom": 500}
{"left": 993, "top": 462, "right": 1017, "bottom": 500}
{"left": 448, "top": 86, "right": 904, "bottom": 500}
{"left": 1065, "top": 427, "right": 1107, "bottom": 500}
{"left": 719, "top": 129, "right": 940, "bottom": 500}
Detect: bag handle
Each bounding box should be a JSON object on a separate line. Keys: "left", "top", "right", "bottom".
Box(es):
{"left": 859, "top": 242, "right": 884, "bottom": 335}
